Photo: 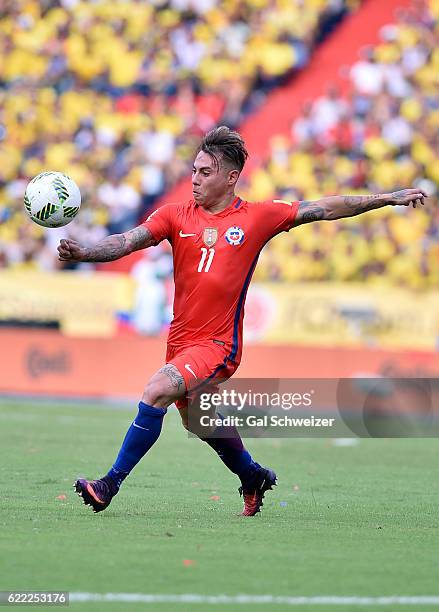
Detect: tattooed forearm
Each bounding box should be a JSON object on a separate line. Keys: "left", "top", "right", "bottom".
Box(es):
{"left": 159, "top": 365, "right": 186, "bottom": 391}
{"left": 83, "top": 234, "right": 128, "bottom": 262}
{"left": 327, "top": 194, "right": 386, "bottom": 219}
{"left": 342, "top": 195, "right": 384, "bottom": 213}
{"left": 294, "top": 195, "right": 386, "bottom": 226}
{"left": 292, "top": 188, "right": 426, "bottom": 227}
{"left": 82, "top": 226, "right": 155, "bottom": 262}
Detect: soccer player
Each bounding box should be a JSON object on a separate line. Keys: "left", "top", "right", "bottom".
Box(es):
{"left": 58, "top": 126, "right": 426, "bottom": 516}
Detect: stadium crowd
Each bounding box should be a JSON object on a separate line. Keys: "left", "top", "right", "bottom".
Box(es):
{"left": 246, "top": 0, "right": 439, "bottom": 289}
{"left": 0, "top": 0, "right": 352, "bottom": 270}
{"left": 1, "top": 0, "right": 437, "bottom": 291}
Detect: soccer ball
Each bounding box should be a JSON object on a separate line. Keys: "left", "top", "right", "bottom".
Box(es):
{"left": 24, "top": 171, "right": 81, "bottom": 228}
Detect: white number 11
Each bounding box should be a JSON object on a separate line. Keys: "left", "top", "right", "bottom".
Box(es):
{"left": 198, "top": 247, "right": 215, "bottom": 272}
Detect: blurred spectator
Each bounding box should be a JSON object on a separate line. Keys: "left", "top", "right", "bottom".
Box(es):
{"left": 97, "top": 176, "right": 141, "bottom": 234}
{"left": 131, "top": 246, "right": 173, "bottom": 335}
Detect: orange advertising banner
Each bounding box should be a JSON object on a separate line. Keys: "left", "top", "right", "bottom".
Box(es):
{"left": 1, "top": 329, "right": 439, "bottom": 400}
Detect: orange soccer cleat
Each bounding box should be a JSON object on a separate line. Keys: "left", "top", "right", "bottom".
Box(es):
{"left": 239, "top": 467, "right": 277, "bottom": 516}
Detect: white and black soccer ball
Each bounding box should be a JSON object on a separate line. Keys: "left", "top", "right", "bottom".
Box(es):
{"left": 24, "top": 171, "right": 81, "bottom": 228}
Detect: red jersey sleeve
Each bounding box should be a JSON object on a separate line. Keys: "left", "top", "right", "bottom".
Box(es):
{"left": 142, "top": 203, "right": 175, "bottom": 244}
{"left": 256, "top": 199, "right": 300, "bottom": 237}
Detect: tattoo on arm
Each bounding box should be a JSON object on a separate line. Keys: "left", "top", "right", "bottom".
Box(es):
{"left": 343, "top": 195, "right": 381, "bottom": 213}
{"left": 83, "top": 234, "right": 128, "bottom": 262}
{"left": 159, "top": 365, "right": 186, "bottom": 392}
{"left": 82, "top": 226, "right": 155, "bottom": 262}
{"left": 293, "top": 193, "right": 388, "bottom": 227}
{"left": 302, "top": 207, "right": 325, "bottom": 222}
{"left": 295, "top": 200, "right": 325, "bottom": 225}
{"left": 391, "top": 189, "right": 412, "bottom": 202}
{"left": 125, "top": 226, "right": 156, "bottom": 252}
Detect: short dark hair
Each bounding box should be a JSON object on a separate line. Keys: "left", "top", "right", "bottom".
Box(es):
{"left": 198, "top": 126, "right": 248, "bottom": 172}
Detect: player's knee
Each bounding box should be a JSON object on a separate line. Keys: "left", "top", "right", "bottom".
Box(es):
{"left": 142, "top": 381, "right": 173, "bottom": 408}
{"left": 143, "top": 366, "right": 186, "bottom": 408}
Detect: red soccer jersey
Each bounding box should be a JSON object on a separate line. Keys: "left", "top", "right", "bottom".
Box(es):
{"left": 143, "top": 196, "right": 299, "bottom": 364}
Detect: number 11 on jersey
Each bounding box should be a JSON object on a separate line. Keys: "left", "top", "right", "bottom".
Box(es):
{"left": 198, "top": 247, "right": 215, "bottom": 272}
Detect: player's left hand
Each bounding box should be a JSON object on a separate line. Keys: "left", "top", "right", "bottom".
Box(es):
{"left": 388, "top": 188, "right": 427, "bottom": 208}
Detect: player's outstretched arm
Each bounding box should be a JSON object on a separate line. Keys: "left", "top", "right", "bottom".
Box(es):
{"left": 293, "top": 188, "right": 427, "bottom": 226}
{"left": 57, "top": 226, "right": 156, "bottom": 262}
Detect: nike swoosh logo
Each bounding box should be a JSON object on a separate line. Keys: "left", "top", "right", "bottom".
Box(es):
{"left": 184, "top": 364, "right": 197, "bottom": 378}
{"left": 179, "top": 231, "right": 196, "bottom": 238}
{"left": 132, "top": 422, "right": 149, "bottom": 431}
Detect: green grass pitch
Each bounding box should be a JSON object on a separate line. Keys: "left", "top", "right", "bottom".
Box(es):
{"left": 1, "top": 399, "right": 439, "bottom": 612}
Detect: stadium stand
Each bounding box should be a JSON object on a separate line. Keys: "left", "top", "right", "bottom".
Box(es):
{"left": 0, "top": 0, "right": 357, "bottom": 271}
{"left": 247, "top": 0, "right": 439, "bottom": 288}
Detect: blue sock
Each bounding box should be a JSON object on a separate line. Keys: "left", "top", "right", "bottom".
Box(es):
{"left": 201, "top": 413, "right": 260, "bottom": 483}
{"left": 107, "top": 401, "right": 166, "bottom": 489}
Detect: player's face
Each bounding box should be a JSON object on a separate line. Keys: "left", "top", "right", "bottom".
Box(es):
{"left": 192, "top": 151, "right": 238, "bottom": 209}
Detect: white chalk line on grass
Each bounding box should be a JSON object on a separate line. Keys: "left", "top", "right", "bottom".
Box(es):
{"left": 69, "top": 594, "right": 439, "bottom": 606}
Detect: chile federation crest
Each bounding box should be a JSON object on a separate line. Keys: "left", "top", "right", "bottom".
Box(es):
{"left": 225, "top": 226, "right": 245, "bottom": 246}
